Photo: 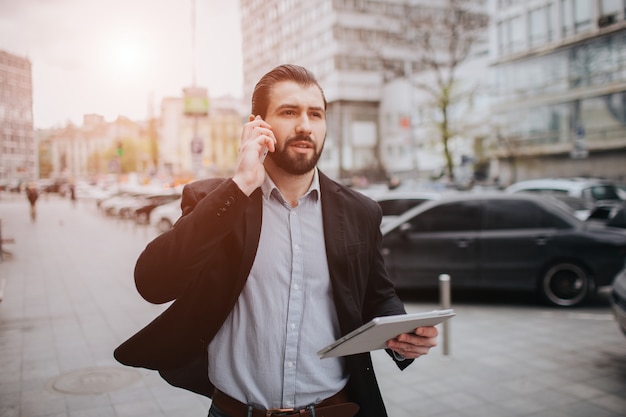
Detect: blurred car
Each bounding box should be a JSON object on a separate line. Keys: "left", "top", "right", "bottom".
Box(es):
{"left": 98, "top": 191, "right": 135, "bottom": 212}
{"left": 132, "top": 193, "right": 182, "bottom": 224}
{"left": 610, "top": 268, "right": 626, "bottom": 338}
{"left": 506, "top": 177, "right": 624, "bottom": 206}
{"left": 150, "top": 198, "right": 182, "bottom": 233}
{"left": 100, "top": 191, "right": 148, "bottom": 216}
{"left": 74, "top": 183, "right": 114, "bottom": 202}
{"left": 381, "top": 193, "right": 626, "bottom": 307}
{"left": 372, "top": 190, "right": 444, "bottom": 228}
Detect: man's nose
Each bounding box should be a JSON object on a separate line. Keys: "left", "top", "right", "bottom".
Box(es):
{"left": 296, "top": 115, "right": 312, "bottom": 134}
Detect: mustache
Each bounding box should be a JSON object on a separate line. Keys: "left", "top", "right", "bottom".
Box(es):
{"left": 285, "top": 134, "right": 314, "bottom": 146}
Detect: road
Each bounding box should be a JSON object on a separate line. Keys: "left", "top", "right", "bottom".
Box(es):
{"left": 1, "top": 192, "right": 625, "bottom": 417}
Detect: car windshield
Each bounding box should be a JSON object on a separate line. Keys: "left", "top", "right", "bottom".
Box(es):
{"left": 587, "top": 185, "right": 622, "bottom": 201}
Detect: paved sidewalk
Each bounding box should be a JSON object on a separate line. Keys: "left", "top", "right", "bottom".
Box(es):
{"left": 1, "top": 193, "right": 625, "bottom": 417}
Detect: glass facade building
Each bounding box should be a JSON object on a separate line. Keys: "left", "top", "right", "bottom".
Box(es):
{"left": 490, "top": 0, "right": 626, "bottom": 182}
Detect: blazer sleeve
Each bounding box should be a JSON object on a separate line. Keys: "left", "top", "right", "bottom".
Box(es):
{"left": 134, "top": 178, "right": 251, "bottom": 304}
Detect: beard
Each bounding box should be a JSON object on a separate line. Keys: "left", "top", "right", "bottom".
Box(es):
{"left": 268, "top": 134, "right": 324, "bottom": 175}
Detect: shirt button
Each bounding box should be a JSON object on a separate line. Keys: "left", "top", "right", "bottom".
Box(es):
{"left": 293, "top": 284, "right": 299, "bottom": 290}
{"left": 287, "top": 361, "right": 294, "bottom": 368}
{"left": 294, "top": 244, "right": 300, "bottom": 251}
{"left": 290, "top": 323, "right": 296, "bottom": 330}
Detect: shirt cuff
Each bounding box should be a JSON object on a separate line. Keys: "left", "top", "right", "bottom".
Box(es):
{"left": 392, "top": 351, "right": 406, "bottom": 361}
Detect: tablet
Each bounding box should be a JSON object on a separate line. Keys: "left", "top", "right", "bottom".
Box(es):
{"left": 317, "top": 309, "right": 455, "bottom": 359}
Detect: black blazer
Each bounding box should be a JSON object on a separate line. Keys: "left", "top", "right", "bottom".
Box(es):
{"left": 114, "top": 171, "right": 413, "bottom": 417}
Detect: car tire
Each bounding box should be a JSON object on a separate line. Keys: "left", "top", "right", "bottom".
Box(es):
{"left": 157, "top": 218, "right": 173, "bottom": 233}
{"left": 540, "top": 262, "right": 592, "bottom": 307}
{"left": 136, "top": 212, "right": 149, "bottom": 225}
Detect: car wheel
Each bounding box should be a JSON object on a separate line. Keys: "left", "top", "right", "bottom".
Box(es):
{"left": 136, "top": 212, "right": 149, "bottom": 225}
{"left": 540, "top": 262, "right": 592, "bottom": 307}
{"left": 157, "top": 218, "right": 173, "bottom": 233}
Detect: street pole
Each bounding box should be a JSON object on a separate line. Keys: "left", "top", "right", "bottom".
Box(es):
{"left": 439, "top": 273, "right": 451, "bottom": 356}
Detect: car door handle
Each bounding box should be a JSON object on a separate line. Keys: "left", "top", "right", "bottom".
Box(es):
{"left": 536, "top": 236, "right": 548, "bottom": 245}
{"left": 456, "top": 238, "right": 471, "bottom": 248}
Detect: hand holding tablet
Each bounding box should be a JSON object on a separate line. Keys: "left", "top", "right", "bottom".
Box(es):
{"left": 318, "top": 309, "right": 455, "bottom": 359}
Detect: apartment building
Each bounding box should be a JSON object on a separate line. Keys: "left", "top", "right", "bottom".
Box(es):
{"left": 489, "top": 0, "right": 626, "bottom": 183}
{"left": 0, "top": 50, "right": 35, "bottom": 186}
{"left": 240, "top": 0, "right": 489, "bottom": 182}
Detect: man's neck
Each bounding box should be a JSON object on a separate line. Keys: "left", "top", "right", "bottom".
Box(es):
{"left": 266, "top": 167, "right": 315, "bottom": 208}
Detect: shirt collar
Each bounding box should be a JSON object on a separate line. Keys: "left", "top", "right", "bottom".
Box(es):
{"left": 261, "top": 168, "right": 321, "bottom": 202}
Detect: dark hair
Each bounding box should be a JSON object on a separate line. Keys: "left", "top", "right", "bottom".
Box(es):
{"left": 251, "top": 64, "right": 327, "bottom": 118}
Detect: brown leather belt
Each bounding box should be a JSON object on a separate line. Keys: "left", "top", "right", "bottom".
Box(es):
{"left": 212, "top": 387, "right": 359, "bottom": 417}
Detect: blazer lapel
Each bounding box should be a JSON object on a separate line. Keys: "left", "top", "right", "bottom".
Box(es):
{"left": 320, "top": 173, "right": 360, "bottom": 331}
{"left": 236, "top": 188, "right": 264, "bottom": 287}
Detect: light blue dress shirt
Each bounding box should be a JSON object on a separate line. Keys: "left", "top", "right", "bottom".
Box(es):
{"left": 208, "top": 169, "right": 348, "bottom": 409}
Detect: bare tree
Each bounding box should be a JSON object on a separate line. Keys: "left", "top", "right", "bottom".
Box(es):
{"left": 403, "top": 0, "right": 489, "bottom": 182}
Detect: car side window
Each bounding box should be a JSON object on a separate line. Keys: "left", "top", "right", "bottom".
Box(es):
{"left": 484, "top": 200, "right": 570, "bottom": 229}
{"left": 485, "top": 200, "right": 542, "bottom": 230}
{"left": 378, "top": 199, "right": 427, "bottom": 216}
{"left": 409, "top": 201, "right": 482, "bottom": 232}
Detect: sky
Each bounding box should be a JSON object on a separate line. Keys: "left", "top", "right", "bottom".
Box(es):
{"left": 0, "top": 0, "right": 243, "bottom": 129}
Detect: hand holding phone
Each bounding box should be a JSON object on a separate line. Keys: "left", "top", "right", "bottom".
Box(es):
{"left": 233, "top": 115, "right": 275, "bottom": 195}
{"left": 260, "top": 145, "right": 269, "bottom": 163}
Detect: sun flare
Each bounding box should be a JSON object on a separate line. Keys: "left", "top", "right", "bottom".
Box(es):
{"left": 109, "top": 36, "right": 144, "bottom": 77}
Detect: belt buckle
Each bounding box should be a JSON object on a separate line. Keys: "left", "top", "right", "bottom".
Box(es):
{"left": 266, "top": 408, "right": 296, "bottom": 416}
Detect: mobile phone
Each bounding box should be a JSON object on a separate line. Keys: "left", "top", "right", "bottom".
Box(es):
{"left": 260, "top": 145, "right": 269, "bottom": 163}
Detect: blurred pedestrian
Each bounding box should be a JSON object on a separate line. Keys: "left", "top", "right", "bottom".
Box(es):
{"left": 25, "top": 182, "right": 39, "bottom": 222}
{"left": 69, "top": 180, "right": 77, "bottom": 207}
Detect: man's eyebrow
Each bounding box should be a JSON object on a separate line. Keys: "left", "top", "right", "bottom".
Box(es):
{"left": 275, "top": 103, "right": 325, "bottom": 113}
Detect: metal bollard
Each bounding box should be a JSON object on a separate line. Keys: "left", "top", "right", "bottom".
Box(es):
{"left": 439, "top": 274, "right": 451, "bottom": 356}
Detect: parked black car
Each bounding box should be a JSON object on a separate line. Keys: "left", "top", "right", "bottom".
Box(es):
{"left": 381, "top": 193, "right": 626, "bottom": 307}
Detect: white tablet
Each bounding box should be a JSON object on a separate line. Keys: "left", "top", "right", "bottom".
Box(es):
{"left": 317, "top": 309, "right": 455, "bottom": 359}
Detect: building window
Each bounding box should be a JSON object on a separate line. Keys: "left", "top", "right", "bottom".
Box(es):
{"left": 498, "top": 20, "right": 509, "bottom": 54}
{"left": 529, "top": 7, "right": 548, "bottom": 47}
{"left": 600, "top": 0, "right": 623, "bottom": 15}
{"left": 561, "top": 0, "right": 574, "bottom": 37}
{"left": 573, "top": 0, "right": 592, "bottom": 33}
{"left": 599, "top": 0, "right": 622, "bottom": 27}
{"left": 511, "top": 15, "right": 525, "bottom": 53}
{"left": 547, "top": 2, "right": 557, "bottom": 42}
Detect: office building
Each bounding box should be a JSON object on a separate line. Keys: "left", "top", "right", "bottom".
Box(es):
{"left": 488, "top": 0, "right": 626, "bottom": 183}
{"left": 240, "top": 0, "right": 489, "bottom": 182}
{"left": 0, "top": 50, "right": 35, "bottom": 186}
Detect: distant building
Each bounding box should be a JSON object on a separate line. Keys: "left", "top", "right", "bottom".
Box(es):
{"left": 240, "top": 0, "right": 489, "bottom": 182}
{"left": 38, "top": 93, "right": 245, "bottom": 186}
{"left": 488, "top": 0, "right": 626, "bottom": 184}
{"left": 0, "top": 50, "right": 35, "bottom": 185}
{"left": 158, "top": 94, "right": 245, "bottom": 179}
{"left": 40, "top": 115, "right": 141, "bottom": 181}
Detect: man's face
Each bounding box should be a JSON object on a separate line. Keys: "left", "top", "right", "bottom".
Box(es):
{"left": 263, "top": 81, "right": 326, "bottom": 175}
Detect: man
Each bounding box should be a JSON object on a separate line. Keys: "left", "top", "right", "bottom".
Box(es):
{"left": 115, "top": 64, "right": 438, "bottom": 417}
